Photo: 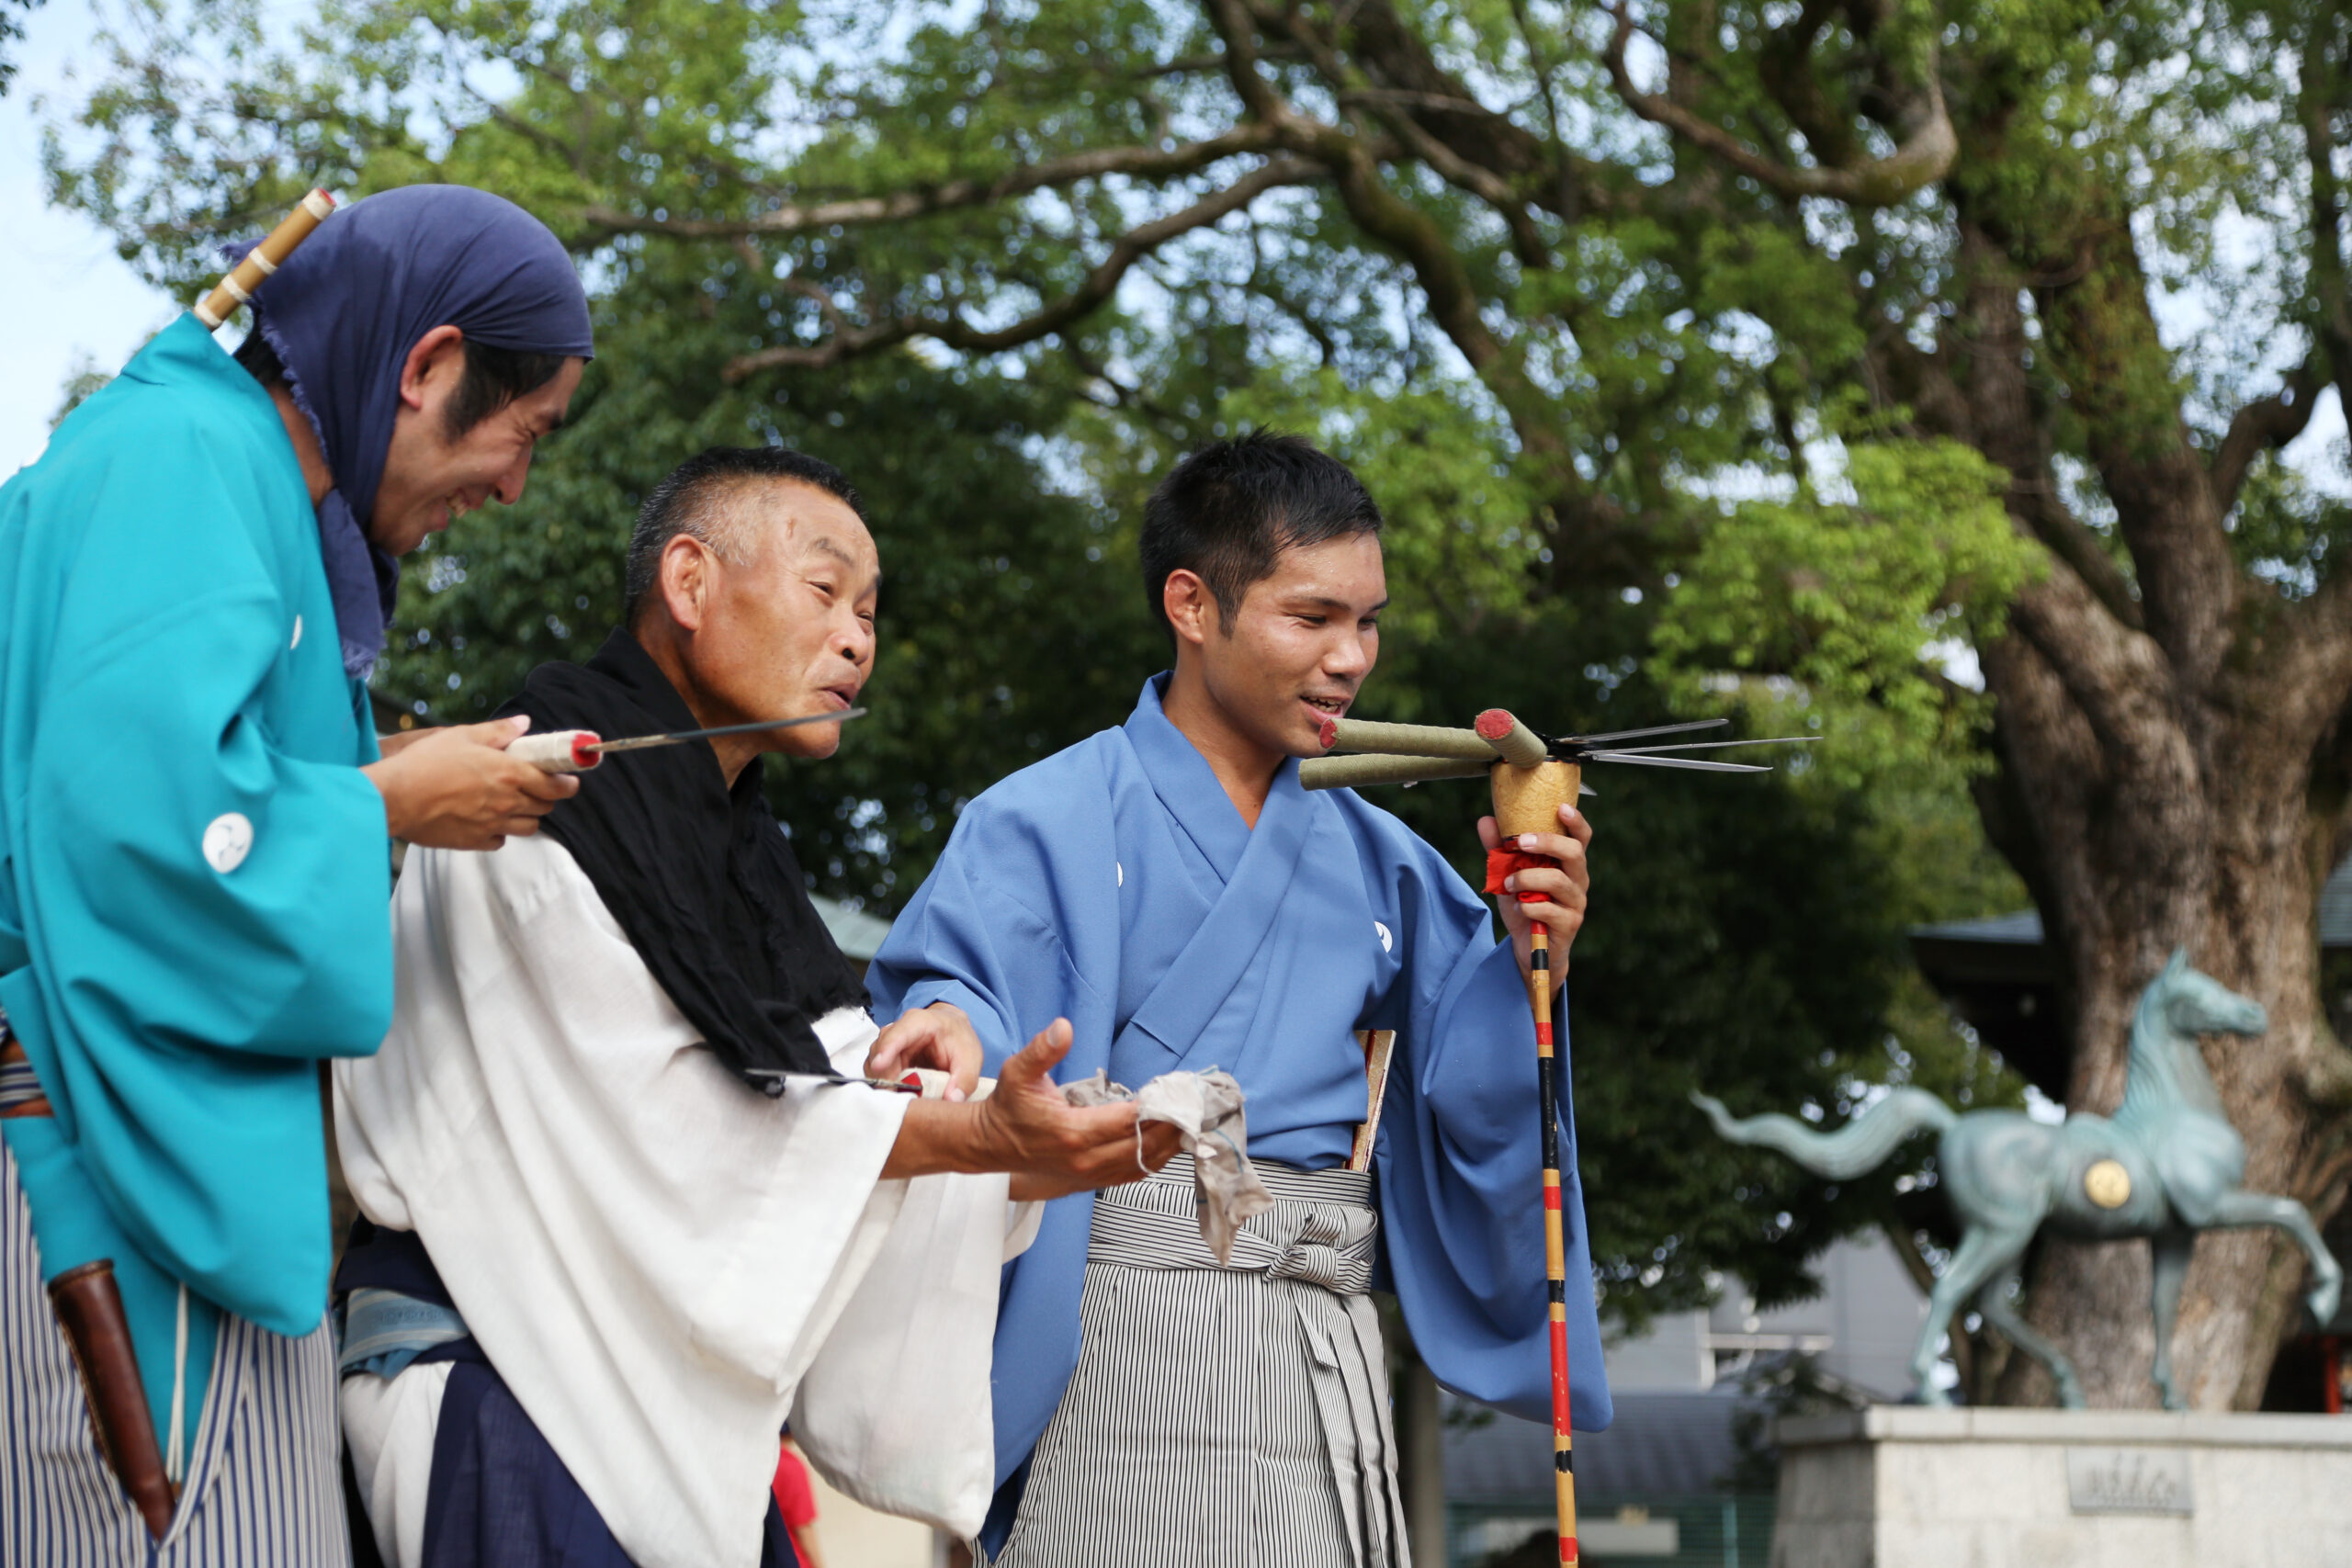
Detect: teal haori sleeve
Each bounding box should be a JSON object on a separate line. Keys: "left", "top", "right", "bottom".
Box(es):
{"left": 0, "top": 366, "right": 393, "bottom": 1337}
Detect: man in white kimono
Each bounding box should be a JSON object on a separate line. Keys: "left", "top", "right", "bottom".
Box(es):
{"left": 334, "top": 445, "right": 1178, "bottom": 1568}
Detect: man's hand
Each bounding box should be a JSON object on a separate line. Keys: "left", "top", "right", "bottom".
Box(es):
{"left": 363, "top": 716, "right": 580, "bottom": 851}
{"left": 1478, "top": 802, "right": 1590, "bottom": 991}
{"left": 981, "top": 1020, "right": 1185, "bottom": 1201}
{"left": 865, "top": 1002, "right": 984, "bottom": 1100}
{"left": 879, "top": 1019, "right": 1184, "bottom": 1198}
{"left": 374, "top": 727, "right": 435, "bottom": 760}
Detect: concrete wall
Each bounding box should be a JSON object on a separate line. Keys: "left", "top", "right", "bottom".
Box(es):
{"left": 1773, "top": 1406, "right": 2352, "bottom": 1568}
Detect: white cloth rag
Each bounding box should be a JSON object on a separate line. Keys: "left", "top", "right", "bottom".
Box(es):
{"left": 1063, "top": 1067, "right": 1274, "bottom": 1263}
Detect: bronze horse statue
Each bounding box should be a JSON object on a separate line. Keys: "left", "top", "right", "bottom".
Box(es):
{"left": 1693, "top": 950, "right": 2341, "bottom": 1407}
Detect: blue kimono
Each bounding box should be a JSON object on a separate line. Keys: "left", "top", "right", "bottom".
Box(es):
{"left": 0, "top": 314, "right": 393, "bottom": 1459}
{"left": 867, "top": 676, "right": 1611, "bottom": 1514}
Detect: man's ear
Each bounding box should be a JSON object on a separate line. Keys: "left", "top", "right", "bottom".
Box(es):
{"left": 660, "top": 534, "right": 715, "bottom": 633}
{"left": 1162, "top": 569, "right": 1216, "bottom": 649}
{"left": 398, "top": 325, "right": 468, "bottom": 412}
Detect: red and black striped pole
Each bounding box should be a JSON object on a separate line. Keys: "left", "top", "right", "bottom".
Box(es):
{"left": 1487, "top": 750, "right": 1583, "bottom": 1568}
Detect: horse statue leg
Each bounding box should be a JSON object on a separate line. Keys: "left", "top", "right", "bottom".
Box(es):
{"left": 2199, "top": 1190, "right": 2343, "bottom": 1325}
{"left": 1975, "top": 1258, "right": 2087, "bottom": 1409}
{"left": 1908, "top": 1222, "right": 2036, "bottom": 1404}
{"left": 2149, "top": 1228, "right": 2194, "bottom": 1410}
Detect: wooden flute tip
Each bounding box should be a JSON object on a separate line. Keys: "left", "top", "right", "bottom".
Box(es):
{"left": 1316, "top": 713, "right": 1338, "bottom": 750}
{"left": 302, "top": 188, "right": 337, "bottom": 219}
{"left": 1476, "top": 709, "right": 1518, "bottom": 740}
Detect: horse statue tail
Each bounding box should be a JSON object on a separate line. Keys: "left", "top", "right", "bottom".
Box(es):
{"left": 1689, "top": 1088, "right": 1956, "bottom": 1179}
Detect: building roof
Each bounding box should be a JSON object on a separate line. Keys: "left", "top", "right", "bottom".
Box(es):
{"left": 809, "top": 895, "right": 893, "bottom": 962}
{"left": 1913, "top": 857, "right": 2352, "bottom": 954}
{"left": 1442, "top": 1392, "right": 1756, "bottom": 1501}
{"left": 1908, "top": 909, "right": 2046, "bottom": 945}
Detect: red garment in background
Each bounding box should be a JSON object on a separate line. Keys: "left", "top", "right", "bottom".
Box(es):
{"left": 772, "top": 1440, "right": 818, "bottom": 1530}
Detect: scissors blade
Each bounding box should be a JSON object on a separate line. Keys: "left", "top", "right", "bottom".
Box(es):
{"left": 1582, "top": 750, "right": 1774, "bottom": 773}
{"left": 590, "top": 706, "right": 868, "bottom": 754}
{"left": 1595, "top": 735, "right": 1817, "bottom": 756}
{"left": 1555, "top": 718, "right": 1729, "bottom": 749}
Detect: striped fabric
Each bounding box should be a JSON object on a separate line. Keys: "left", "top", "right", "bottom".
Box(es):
{"left": 0, "top": 1056, "right": 38, "bottom": 1114}
{"left": 0, "top": 1137, "right": 351, "bottom": 1565}
{"left": 992, "top": 1156, "right": 1408, "bottom": 1568}
{"left": 0, "top": 1008, "right": 39, "bottom": 1115}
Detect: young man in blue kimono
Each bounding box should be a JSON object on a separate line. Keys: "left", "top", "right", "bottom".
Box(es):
{"left": 0, "top": 185, "right": 594, "bottom": 1563}
{"left": 867, "top": 432, "right": 1611, "bottom": 1566}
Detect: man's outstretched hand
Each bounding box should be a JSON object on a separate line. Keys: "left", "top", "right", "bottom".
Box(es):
{"left": 878, "top": 1018, "right": 1184, "bottom": 1198}
{"left": 983, "top": 1020, "right": 1185, "bottom": 1201}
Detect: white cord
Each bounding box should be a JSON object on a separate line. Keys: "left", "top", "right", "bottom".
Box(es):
{"left": 165, "top": 1282, "right": 187, "bottom": 1485}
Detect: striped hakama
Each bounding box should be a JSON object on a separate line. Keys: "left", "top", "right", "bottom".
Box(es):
{"left": 1, "top": 1138, "right": 351, "bottom": 1566}
{"left": 992, "top": 1156, "right": 1408, "bottom": 1568}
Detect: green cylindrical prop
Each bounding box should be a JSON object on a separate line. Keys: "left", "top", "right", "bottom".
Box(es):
{"left": 1300, "top": 754, "right": 1494, "bottom": 790}
{"left": 1322, "top": 717, "right": 1495, "bottom": 761}
{"left": 1476, "top": 709, "right": 1550, "bottom": 766}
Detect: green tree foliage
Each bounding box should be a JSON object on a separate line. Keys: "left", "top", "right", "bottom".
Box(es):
{"left": 40, "top": 0, "right": 2042, "bottom": 1334}
{"left": 0, "top": 0, "right": 44, "bottom": 96}
{"left": 1651, "top": 439, "right": 2042, "bottom": 795}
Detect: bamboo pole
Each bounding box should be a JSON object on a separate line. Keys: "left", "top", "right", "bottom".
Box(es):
{"left": 194, "top": 189, "right": 336, "bottom": 329}
{"left": 1489, "top": 752, "right": 1583, "bottom": 1568}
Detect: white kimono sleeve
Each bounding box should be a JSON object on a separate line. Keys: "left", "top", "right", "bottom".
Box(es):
{"left": 335, "top": 834, "right": 1018, "bottom": 1568}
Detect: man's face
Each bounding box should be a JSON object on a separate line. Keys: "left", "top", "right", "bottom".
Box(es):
{"left": 682, "top": 480, "right": 879, "bottom": 760}
{"left": 1189, "top": 531, "right": 1385, "bottom": 758}
{"left": 371, "top": 333, "right": 584, "bottom": 555}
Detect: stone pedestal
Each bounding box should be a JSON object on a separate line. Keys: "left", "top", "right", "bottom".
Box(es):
{"left": 1771, "top": 1405, "right": 2352, "bottom": 1568}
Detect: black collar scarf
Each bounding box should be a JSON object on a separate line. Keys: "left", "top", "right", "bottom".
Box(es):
{"left": 497, "top": 629, "right": 865, "bottom": 1089}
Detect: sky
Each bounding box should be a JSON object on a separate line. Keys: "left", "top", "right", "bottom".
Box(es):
{"left": 2, "top": 0, "right": 187, "bottom": 478}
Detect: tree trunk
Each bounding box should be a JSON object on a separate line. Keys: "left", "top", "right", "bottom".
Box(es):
{"left": 1984, "top": 696, "right": 2348, "bottom": 1407}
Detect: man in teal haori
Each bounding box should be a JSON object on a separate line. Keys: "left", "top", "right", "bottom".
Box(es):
{"left": 0, "top": 184, "right": 593, "bottom": 1563}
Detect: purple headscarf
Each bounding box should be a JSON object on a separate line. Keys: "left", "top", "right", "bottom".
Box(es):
{"left": 231, "top": 185, "right": 595, "bottom": 679}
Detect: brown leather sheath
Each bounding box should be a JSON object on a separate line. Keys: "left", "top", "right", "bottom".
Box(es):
{"left": 0, "top": 1034, "right": 52, "bottom": 1119}
{"left": 47, "top": 1259, "right": 177, "bottom": 1539}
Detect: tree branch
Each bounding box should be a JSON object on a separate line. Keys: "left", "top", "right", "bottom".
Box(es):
{"left": 2011, "top": 476, "right": 2143, "bottom": 633}
{"left": 2028, "top": 219, "right": 2239, "bottom": 694}
{"left": 720, "top": 156, "right": 1322, "bottom": 380}
{"left": 1604, "top": 2, "right": 1956, "bottom": 207}
{"left": 1271, "top": 0, "right": 1634, "bottom": 224}
{"left": 1331, "top": 85, "right": 1550, "bottom": 265}
{"left": 459, "top": 78, "right": 589, "bottom": 176}
{"left": 1205, "top": 0, "right": 1634, "bottom": 576}
{"left": 1758, "top": 0, "right": 1862, "bottom": 170}
{"left": 2301, "top": 19, "right": 2352, "bottom": 430}
{"left": 2210, "top": 358, "right": 2324, "bottom": 517}
{"left": 2002, "top": 566, "right": 2182, "bottom": 770}
{"left": 584, "top": 125, "right": 1283, "bottom": 241}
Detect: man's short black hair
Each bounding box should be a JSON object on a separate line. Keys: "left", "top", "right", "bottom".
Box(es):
{"left": 1139, "top": 430, "right": 1382, "bottom": 635}
{"left": 623, "top": 445, "right": 867, "bottom": 624}
{"left": 233, "top": 328, "right": 570, "bottom": 443}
